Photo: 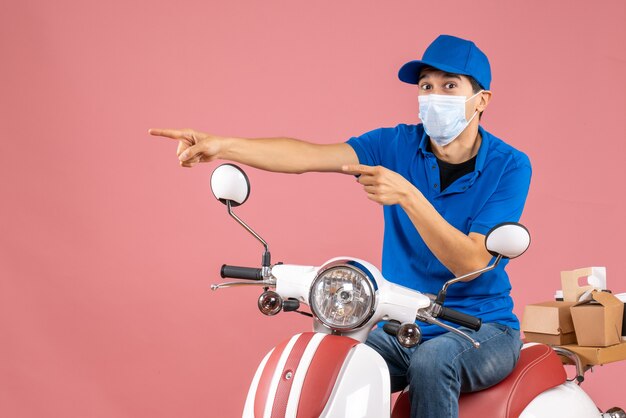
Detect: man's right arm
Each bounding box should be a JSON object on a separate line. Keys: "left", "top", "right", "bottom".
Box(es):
{"left": 149, "top": 128, "right": 358, "bottom": 174}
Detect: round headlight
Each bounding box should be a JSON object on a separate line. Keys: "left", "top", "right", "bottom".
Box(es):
{"left": 309, "top": 261, "right": 376, "bottom": 331}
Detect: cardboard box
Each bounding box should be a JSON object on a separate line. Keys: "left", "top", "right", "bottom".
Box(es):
{"left": 616, "top": 293, "right": 626, "bottom": 336}
{"left": 560, "top": 267, "right": 607, "bottom": 302}
{"left": 524, "top": 331, "right": 577, "bottom": 346}
{"left": 521, "top": 301, "right": 577, "bottom": 345}
{"left": 620, "top": 303, "right": 626, "bottom": 336}
{"left": 570, "top": 291, "right": 624, "bottom": 347}
{"left": 560, "top": 341, "right": 626, "bottom": 366}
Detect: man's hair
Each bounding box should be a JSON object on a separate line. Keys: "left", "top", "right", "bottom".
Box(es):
{"left": 468, "top": 76, "right": 484, "bottom": 120}
{"left": 468, "top": 76, "right": 482, "bottom": 94}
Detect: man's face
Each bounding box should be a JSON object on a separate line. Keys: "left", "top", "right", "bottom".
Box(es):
{"left": 417, "top": 68, "right": 480, "bottom": 121}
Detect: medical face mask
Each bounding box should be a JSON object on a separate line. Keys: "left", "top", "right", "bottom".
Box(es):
{"left": 418, "top": 91, "right": 483, "bottom": 147}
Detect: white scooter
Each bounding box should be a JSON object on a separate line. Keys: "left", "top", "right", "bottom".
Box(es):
{"left": 208, "top": 163, "right": 625, "bottom": 418}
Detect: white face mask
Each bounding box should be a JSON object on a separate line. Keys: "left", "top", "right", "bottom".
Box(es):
{"left": 418, "top": 91, "right": 483, "bottom": 147}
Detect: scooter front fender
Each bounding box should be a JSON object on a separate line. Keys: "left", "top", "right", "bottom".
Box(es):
{"left": 243, "top": 332, "right": 390, "bottom": 418}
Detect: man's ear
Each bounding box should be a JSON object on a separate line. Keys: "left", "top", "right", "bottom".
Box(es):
{"left": 477, "top": 90, "right": 492, "bottom": 112}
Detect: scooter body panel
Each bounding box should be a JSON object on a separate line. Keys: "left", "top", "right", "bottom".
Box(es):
{"left": 242, "top": 332, "right": 390, "bottom": 418}
{"left": 319, "top": 343, "right": 391, "bottom": 418}
{"left": 243, "top": 349, "right": 273, "bottom": 418}
{"left": 519, "top": 381, "right": 601, "bottom": 418}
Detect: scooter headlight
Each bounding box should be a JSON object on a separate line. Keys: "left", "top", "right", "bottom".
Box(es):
{"left": 309, "top": 260, "right": 376, "bottom": 331}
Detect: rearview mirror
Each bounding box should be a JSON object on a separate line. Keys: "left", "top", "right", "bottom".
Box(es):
{"left": 485, "top": 222, "right": 531, "bottom": 259}
{"left": 210, "top": 164, "right": 250, "bottom": 207}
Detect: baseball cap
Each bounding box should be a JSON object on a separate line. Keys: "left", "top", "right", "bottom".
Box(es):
{"left": 398, "top": 35, "right": 491, "bottom": 90}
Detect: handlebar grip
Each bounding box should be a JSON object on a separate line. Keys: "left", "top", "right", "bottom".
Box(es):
{"left": 438, "top": 307, "right": 482, "bottom": 331}
{"left": 382, "top": 321, "right": 400, "bottom": 336}
{"left": 220, "top": 265, "right": 263, "bottom": 280}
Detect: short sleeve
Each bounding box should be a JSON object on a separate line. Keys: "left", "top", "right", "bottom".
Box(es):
{"left": 346, "top": 128, "right": 384, "bottom": 167}
{"left": 469, "top": 156, "right": 532, "bottom": 235}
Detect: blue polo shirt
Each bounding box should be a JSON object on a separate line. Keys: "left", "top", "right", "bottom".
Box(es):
{"left": 346, "top": 123, "right": 532, "bottom": 339}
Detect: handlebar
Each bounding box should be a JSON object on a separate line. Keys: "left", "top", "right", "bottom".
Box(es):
{"left": 382, "top": 321, "right": 401, "bottom": 336}
{"left": 220, "top": 265, "right": 263, "bottom": 280}
{"left": 437, "top": 306, "right": 482, "bottom": 331}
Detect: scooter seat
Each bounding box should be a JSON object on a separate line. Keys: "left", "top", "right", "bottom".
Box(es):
{"left": 391, "top": 343, "right": 567, "bottom": 418}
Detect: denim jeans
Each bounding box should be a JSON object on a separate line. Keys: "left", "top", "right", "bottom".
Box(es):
{"left": 365, "top": 322, "right": 522, "bottom": 418}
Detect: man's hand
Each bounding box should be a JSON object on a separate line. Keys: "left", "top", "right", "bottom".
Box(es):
{"left": 341, "top": 164, "right": 417, "bottom": 206}
{"left": 149, "top": 128, "right": 223, "bottom": 167}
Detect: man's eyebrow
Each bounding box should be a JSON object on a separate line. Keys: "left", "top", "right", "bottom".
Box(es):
{"left": 418, "top": 72, "right": 463, "bottom": 82}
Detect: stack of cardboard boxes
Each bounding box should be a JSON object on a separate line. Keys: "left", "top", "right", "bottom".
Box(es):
{"left": 521, "top": 267, "right": 626, "bottom": 366}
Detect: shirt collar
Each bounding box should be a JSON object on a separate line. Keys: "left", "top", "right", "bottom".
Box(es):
{"left": 418, "top": 124, "right": 490, "bottom": 174}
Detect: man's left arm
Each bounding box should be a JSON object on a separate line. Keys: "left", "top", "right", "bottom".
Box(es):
{"left": 342, "top": 162, "right": 531, "bottom": 278}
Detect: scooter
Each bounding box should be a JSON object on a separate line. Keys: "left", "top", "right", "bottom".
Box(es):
{"left": 208, "top": 163, "right": 625, "bottom": 418}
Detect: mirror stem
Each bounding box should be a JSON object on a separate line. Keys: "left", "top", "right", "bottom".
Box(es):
{"left": 436, "top": 255, "right": 503, "bottom": 304}
{"left": 227, "top": 200, "right": 271, "bottom": 267}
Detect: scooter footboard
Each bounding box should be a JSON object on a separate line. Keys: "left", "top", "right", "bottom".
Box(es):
{"left": 243, "top": 332, "right": 390, "bottom": 418}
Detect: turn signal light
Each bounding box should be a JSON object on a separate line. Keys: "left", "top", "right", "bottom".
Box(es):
{"left": 258, "top": 291, "right": 283, "bottom": 316}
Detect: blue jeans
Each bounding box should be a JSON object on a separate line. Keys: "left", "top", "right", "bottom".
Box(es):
{"left": 365, "top": 322, "right": 522, "bottom": 418}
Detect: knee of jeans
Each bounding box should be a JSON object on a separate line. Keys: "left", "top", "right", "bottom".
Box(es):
{"left": 364, "top": 328, "right": 387, "bottom": 350}
{"left": 408, "top": 345, "right": 456, "bottom": 386}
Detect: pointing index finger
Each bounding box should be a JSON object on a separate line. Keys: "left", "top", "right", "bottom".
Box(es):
{"left": 148, "top": 128, "right": 188, "bottom": 140}
{"left": 341, "top": 164, "right": 375, "bottom": 175}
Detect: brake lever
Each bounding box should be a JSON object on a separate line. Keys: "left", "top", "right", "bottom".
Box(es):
{"left": 417, "top": 311, "right": 481, "bottom": 348}
{"left": 211, "top": 279, "right": 276, "bottom": 291}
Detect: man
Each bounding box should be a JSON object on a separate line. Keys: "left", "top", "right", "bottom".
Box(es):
{"left": 150, "top": 34, "right": 531, "bottom": 418}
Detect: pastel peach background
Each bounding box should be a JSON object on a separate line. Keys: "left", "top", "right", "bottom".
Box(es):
{"left": 1, "top": 1, "right": 625, "bottom": 416}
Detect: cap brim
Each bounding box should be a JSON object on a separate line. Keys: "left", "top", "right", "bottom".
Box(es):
{"left": 398, "top": 60, "right": 473, "bottom": 85}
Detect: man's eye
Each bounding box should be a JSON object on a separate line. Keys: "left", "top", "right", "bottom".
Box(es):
{"left": 420, "top": 84, "right": 431, "bottom": 90}
{"left": 444, "top": 82, "right": 456, "bottom": 89}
